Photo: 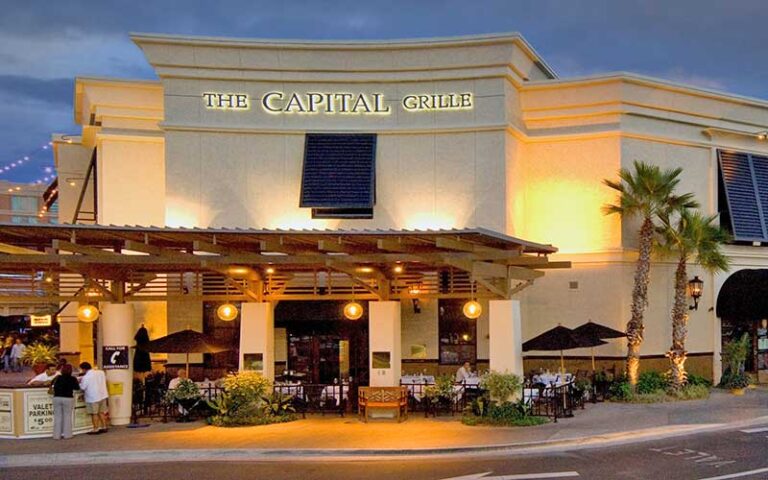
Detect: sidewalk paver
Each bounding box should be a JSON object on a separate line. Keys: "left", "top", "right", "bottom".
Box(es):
{"left": 1, "top": 389, "right": 766, "bottom": 458}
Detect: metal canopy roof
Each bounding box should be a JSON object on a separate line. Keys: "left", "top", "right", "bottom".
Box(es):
{"left": 0, "top": 224, "right": 566, "bottom": 306}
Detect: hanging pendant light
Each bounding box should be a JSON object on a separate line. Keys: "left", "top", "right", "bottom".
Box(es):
{"left": 217, "top": 303, "right": 239, "bottom": 321}
{"left": 77, "top": 303, "right": 100, "bottom": 323}
{"left": 344, "top": 282, "right": 363, "bottom": 320}
{"left": 463, "top": 280, "right": 482, "bottom": 319}
{"left": 344, "top": 301, "right": 364, "bottom": 320}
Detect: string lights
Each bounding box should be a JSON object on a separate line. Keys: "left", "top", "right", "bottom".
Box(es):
{"left": 0, "top": 141, "right": 54, "bottom": 177}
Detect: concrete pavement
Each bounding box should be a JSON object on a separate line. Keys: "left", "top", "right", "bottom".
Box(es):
{"left": 1, "top": 388, "right": 767, "bottom": 467}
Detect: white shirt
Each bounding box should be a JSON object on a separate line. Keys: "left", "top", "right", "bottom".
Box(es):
{"left": 10, "top": 343, "right": 26, "bottom": 359}
{"left": 168, "top": 377, "right": 185, "bottom": 390}
{"left": 79, "top": 369, "right": 108, "bottom": 403}
{"left": 28, "top": 371, "right": 59, "bottom": 385}
{"left": 456, "top": 366, "right": 471, "bottom": 382}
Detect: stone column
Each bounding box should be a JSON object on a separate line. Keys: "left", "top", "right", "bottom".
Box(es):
{"left": 489, "top": 299, "right": 523, "bottom": 376}
{"left": 100, "top": 303, "right": 134, "bottom": 426}
{"left": 369, "top": 301, "right": 401, "bottom": 387}
{"left": 239, "top": 302, "right": 274, "bottom": 381}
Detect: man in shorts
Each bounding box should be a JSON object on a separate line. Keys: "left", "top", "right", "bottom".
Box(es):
{"left": 78, "top": 362, "right": 109, "bottom": 434}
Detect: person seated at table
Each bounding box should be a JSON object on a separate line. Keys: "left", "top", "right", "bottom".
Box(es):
{"left": 455, "top": 362, "right": 472, "bottom": 383}
{"left": 27, "top": 364, "right": 59, "bottom": 385}
{"left": 168, "top": 368, "right": 188, "bottom": 390}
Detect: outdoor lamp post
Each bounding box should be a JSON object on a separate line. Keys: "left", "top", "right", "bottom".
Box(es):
{"left": 688, "top": 276, "right": 704, "bottom": 310}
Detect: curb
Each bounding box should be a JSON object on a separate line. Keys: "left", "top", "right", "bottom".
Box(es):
{"left": 3, "top": 415, "right": 768, "bottom": 468}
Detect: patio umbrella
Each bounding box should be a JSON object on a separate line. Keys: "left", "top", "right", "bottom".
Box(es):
{"left": 133, "top": 325, "right": 152, "bottom": 373}
{"left": 573, "top": 321, "right": 627, "bottom": 371}
{"left": 136, "top": 329, "right": 230, "bottom": 373}
{"left": 522, "top": 325, "right": 607, "bottom": 374}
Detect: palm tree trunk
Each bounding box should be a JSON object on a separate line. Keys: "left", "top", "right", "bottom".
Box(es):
{"left": 668, "top": 258, "right": 689, "bottom": 390}
{"left": 627, "top": 217, "right": 654, "bottom": 388}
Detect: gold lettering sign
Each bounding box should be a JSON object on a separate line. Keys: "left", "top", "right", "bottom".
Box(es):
{"left": 201, "top": 92, "right": 473, "bottom": 114}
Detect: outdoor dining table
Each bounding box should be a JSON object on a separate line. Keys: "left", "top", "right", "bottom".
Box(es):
{"left": 320, "top": 384, "right": 348, "bottom": 405}
{"left": 274, "top": 382, "right": 304, "bottom": 398}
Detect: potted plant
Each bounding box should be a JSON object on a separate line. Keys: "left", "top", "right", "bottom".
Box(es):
{"left": 424, "top": 375, "right": 456, "bottom": 415}
{"left": 719, "top": 333, "right": 751, "bottom": 395}
{"left": 21, "top": 342, "right": 58, "bottom": 374}
{"left": 166, "top": 378, "right": 201, "bottom": 422}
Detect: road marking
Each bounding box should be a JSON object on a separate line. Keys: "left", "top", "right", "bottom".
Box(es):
{"left": 697, "top": 466, "right": 768, "bottom": 479}
{"left": 439, "top": 472, "right": 580, "bottom": 480}
{"left": 739, "top": 427, "right": 768, "bottom": 433}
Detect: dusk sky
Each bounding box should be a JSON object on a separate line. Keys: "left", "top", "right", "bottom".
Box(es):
{"left": 1, "top": 0, "right": 766, "bottom": 183}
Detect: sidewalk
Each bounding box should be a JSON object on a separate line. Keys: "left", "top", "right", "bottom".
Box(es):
{"left": 2, "top": 389, "right": 767, "bottom": 463}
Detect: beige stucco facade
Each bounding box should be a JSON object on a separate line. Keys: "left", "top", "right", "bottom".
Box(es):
{"left": 52, "top": 32, "right": 768, "bottom": 382}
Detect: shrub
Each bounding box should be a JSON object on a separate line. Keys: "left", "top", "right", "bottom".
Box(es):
{"left": 21, "top": 342, "right": 58, "bottom": 366}
{"left": 461, "top": 400, "right": 547, "bottom": 427}
{"left": 166, "top": 378, "right": 201, "bottom": 402}
{"left": 686, "top": 374, "right": 712, "bottom": 388}
{"left": 608, "top": 377, "right": 632, "bottom": 401}
{"left": 260, "top": 391, "right": 295, "bottom": 416}
{"left": 636, "top": 371, "right": 668, "bottom": 394}
{"left": 208, "top": 371, "right": 278, "bottom": 425}
{"left": 424, "top": 375, "right": 456, "bottom": 403}
{"left": 480, "top": 371, "right": 522, "bottom": 402}
{"left": 670, "top": 384, "right": 710, "bottom": 401}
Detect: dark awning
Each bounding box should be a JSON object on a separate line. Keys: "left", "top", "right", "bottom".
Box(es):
{"left": 300, "top": 133, "right": 376, "bottom": 208}
{"left": 718, "top": 150, "right": 768, "bottom": 242}
{"left": 716, "top": 269, "right": 768, "bottom": 321}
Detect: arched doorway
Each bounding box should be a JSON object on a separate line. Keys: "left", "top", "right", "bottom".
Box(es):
{"left": 717, "top": 269, "right": 768, "bottom": 382}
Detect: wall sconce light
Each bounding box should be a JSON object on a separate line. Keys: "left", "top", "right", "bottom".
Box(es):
{"left": 688, "top": 276, "right": 704, "bottom": 310}
{"left": 412, "top": 298, "right": 421, "bottom": 314}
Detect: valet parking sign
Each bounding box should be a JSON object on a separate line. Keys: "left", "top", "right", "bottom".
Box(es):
{"left": 102, "top": 346, "right": 129, "bottom": 370}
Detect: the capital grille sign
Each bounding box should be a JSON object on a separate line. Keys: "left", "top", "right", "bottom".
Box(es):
{"left": 201, "top": 91, "right": 473, "bottom": 114}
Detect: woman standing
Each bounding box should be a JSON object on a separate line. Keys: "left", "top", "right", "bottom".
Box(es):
{"left": 51, "top": 364, "right": 80, "bottom": 440}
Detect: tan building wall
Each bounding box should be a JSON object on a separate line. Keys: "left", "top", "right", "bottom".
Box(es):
{"left": 51, "top": 33, "right": 768, "bottom": 381}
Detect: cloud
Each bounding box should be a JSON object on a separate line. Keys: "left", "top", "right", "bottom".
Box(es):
{"left": 662, "top": 68, "right": 727, "bottom": 92}
{"left": 0, "top": 76, "right": 73, "bottom": 106}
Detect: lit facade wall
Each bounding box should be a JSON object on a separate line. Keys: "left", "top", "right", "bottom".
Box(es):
{"left": 57, "top": 33, "right": 768, "bottom": 377}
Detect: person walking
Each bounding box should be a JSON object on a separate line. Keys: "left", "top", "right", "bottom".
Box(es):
{"left": 51, "top": 364, "right": 80, "bottom": 440}
{"left": 10, "top": 338, "right": 26, "bottom": 373}
{"left": 78, "top": 362, "right": 109, "bottom": 434}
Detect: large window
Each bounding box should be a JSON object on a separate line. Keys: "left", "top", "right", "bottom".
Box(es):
{"left": 438, "top": 299, "right": 477, "bottom": 365}
{"left": 11, "top": 196, "right": 38, "bottom": 213}
{"left": 300, "top": 133, "right": 376, "bottom": 219}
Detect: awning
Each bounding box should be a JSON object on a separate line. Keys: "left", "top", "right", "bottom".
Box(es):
{"left": 0, "top": 223, "right": 568, "bottom": 304}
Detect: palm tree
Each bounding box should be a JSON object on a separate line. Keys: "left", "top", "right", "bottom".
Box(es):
{"left": 603, "top": 161, "right": 698, "bottom": 388}
{"left": 656, "top": 209, "right": 729, "bottom": 390}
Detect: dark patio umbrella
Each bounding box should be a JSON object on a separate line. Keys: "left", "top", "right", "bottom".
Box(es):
{"left": 136, "top": 329, "right": 230, "bottom": 372}
{"left": 573, "top": 321, "right": 627, "bottom": 371}
{"left": 133, "top": 325, "right": 152, "bottom": 373}
{"left": 523, "top": 325, "right": 607, "bottom": 374}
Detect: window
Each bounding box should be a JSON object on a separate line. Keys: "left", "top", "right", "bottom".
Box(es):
{"left": 438, "top": 299, "right": 477, "bottom": 365}
{"left": 300, "top": 134, "right": 376, "bottom": 219}
{"left": 718, "top": 150, "right": 768, "bottom": 242}
{"left": 11, "top": 196, "right": 38, "bottom": 213}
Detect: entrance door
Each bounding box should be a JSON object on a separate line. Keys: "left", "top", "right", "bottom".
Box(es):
{"left": 276, "top": 301, "right": 369, "bottom": 385}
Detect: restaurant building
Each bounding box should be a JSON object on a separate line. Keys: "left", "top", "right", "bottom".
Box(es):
{"left": 3, "top": 32, "right": 768, "bottom": 424}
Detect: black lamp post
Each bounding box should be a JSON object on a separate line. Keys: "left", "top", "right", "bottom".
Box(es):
{"left": 688, "top": 276, "right": 704, "bottom": 311}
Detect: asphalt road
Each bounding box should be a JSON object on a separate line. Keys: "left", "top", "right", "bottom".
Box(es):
{"left": 7, "top": 424, "right": 768, "bottom": 480}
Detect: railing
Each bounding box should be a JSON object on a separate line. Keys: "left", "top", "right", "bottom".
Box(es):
{"left": 399, "top": 380, "right": 483, "bottom": 417}
{"left": 522, "top": 380, "right": 586, "bottom": 423}
{"left": 273, "top": 383, "right": 351, "bottom": 417}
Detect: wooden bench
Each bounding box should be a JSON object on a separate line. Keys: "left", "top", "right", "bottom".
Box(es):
{"left": 358, "top": 386, "right": 408, "bottom": 422}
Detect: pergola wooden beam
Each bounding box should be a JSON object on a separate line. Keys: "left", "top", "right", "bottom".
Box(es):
{"left": 52, "top": 240, "right": 119, "bottom": 256}
{"left": 0, "top": 242, "right": 44, "bottom": 255}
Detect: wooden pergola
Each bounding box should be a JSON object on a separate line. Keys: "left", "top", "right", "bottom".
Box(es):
{"left": 0, "top": 224, "right": 569, "bottom": 308}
